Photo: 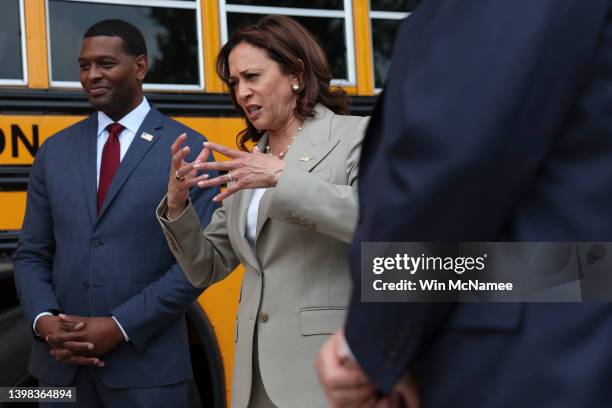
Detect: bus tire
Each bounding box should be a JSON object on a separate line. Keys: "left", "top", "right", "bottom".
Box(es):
{"left": 186, "top": 302, "right": 226, "bottom": 408}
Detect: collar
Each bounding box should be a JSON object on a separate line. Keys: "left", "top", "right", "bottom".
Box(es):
{"left": 96, "top": 97, "right": 151, "bottom": 137}
{"left": 255, "top": 103, "right": 333, "bottom": 152}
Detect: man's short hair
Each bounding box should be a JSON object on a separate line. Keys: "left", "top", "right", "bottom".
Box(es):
{"left": 84, "top": 19, "right": 147, "bottom": 56}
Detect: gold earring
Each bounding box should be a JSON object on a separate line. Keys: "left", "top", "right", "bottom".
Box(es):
{"left": 292, "top": 83, "right": 300, "bottom": 92}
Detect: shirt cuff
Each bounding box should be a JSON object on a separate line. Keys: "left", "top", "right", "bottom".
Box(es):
{"left": 111, "top": 315, "right": 130, "bottom": 342}
{"left": 341, "top": 334, "right": 357, "bottom": 361}
{"left": 33, "top": 311, "right": 54, "bottom": 337}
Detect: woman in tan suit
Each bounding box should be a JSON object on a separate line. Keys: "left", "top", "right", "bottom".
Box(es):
{"left": 157, "top": 16, "right": 369, "bottom": 408}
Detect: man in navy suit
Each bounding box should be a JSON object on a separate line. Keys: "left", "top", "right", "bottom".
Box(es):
{"left": 13, "top": 20, "right": 218, "bottom": 406}
{"left": 317, "top": 1, "right": 612, "bottom": 406}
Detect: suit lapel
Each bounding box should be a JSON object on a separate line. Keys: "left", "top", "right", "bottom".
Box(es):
{"left": 255, "top": 105, "right": 339, "bottom": 240}
{"left": 97, "top": 108, "right": 163, "bottom": 220}
{"left": 78, "top": 115, "right": 99, "bottom": 225}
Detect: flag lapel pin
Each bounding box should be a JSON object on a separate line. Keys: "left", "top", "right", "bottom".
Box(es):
{"left": 141, "top": 132, "right": 154, "bottom": 142}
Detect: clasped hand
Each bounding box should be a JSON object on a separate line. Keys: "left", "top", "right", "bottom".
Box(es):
{"left": 167, "top": 134, "right": 285, "bottom": 217}
{"left": 37, "top": 314, "right": 124, "bottom": 368}
{"left": 316, "top": 331, "right": 421, "bottom": 408}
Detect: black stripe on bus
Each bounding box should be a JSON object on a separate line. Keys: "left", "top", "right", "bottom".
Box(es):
{"left": 0, "top": 90, "right": 377, "bottom": 116}
{"left": 0, "top": 230, "right": 19, "bottom": 255}
{"left": 0, "top": 166, "right": 29, "bottom": 191}
{"left": 0, "top": 91, "right": 377, "bottom": 190}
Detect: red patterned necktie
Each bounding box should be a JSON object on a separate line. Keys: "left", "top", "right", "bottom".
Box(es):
{"left": 97, "top": 123, "right": 124, "bottom": 213}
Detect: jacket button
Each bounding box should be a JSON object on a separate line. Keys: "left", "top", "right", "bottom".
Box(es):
{"left": 259, "top": 312, "right": 269, "bottom": 323}
{"left": 81, "top": 282, "right": 89, "bottom": 290}
{"left": 91, "top": 239, "right": 100, "bottom": 247}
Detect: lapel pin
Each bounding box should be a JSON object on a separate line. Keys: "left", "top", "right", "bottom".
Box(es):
{"left": 141, "top": 132, "right": 154, "bottom": 142}
{"left": 299, "top": 156, "right": 311, "bottom": 162}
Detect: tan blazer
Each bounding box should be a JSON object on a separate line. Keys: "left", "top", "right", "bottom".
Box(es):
{"left": 157, "top": 105, "right": 368, "bottom": 407}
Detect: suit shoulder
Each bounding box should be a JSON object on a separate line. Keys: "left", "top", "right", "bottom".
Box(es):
{"left": 335, "top": 113, "right": 370, "bottom": 127}
{"left": 37, "top": 116, "right": 95, "bottom": 162}
{"left": 43, "top": 116, "right": 94, "bottom": 146}
{"left": 330, "top": 113, "right": 370, "bottom": 142}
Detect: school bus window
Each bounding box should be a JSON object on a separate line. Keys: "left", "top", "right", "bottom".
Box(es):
{"left": 47, "top": 0, "right": 204, "bottom": 91}
{"left": 221, "top": 1, "right": 356, "bottom": 86}
{"left": 371, "top": 18, "right": 403, "bottom": 89}
{"left": 370, "top": 0, "right": 421, "bottom": 13}
{"left": 226, "top": 0, "right": 343, "bottom": 10}
{"left": 370, "top": 0, "right": 420, "bottom": 88}
{"left": 226, "top": 13, "right": 348, "bottom": 82}
{"left": 0, "top": 0, "right": 27, "bottom": 85}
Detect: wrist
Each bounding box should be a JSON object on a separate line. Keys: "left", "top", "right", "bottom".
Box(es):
{"left": 109, "top": 317, "right": 127, "bottom": 344}
{"left": 166, "top": 199, "right": 188, "bottom": 220}
{"left": 166, "top": 207, "right": 183, "bottom": 221}
{"left": 35, "top": 315, "right": 55, "bottom": 337}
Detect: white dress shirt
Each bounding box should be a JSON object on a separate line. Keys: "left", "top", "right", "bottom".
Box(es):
{"left": 246, "top": 188, "right": 266, "bottom": 248}
{"left": 33, "top": 98, "right": 151, "bottom": 341}
{"left": 96, "top": 97, "right": 151, "bottom": 186}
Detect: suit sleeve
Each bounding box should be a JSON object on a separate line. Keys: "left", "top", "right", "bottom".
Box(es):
{"left": 345, "top": 0, "right": 609, "bottom": 392}
{"left": 267, "top": 116, "right": 368, "bottom": 243}
{"left": 12, "top": 141, "right": 61, "bottom": 325}
{"left": 156, "top": 197, "right": 240, "bottom": 289}
{"left": 111, "top": 132, "right": 221, "bottom": 352}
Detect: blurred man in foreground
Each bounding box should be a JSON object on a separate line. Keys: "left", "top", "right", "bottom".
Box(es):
{"left": 317, "top": 1, "right": 612, "bottom": 406}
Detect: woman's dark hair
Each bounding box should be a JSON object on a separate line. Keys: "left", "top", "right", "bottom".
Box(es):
{"left": 216, "top": 15, "right": 349, "bottom": 151}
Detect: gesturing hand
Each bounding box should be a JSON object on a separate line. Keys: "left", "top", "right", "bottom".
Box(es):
{"left": 192, "top": 142, "right": 285, "bottom": 202}
{"left": 167, "top": 133, "right": 211, "bottom": 219}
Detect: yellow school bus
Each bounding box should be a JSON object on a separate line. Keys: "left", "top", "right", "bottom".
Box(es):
{"left": 0, "top": 0, "right": 418, "bottom": 406}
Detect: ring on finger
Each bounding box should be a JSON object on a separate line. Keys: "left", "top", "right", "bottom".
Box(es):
{"left": 175, "top": 170, "right": 185, "bottom": 181}
{"left": 227, "top": 170, "right": 234, "bottom": 183}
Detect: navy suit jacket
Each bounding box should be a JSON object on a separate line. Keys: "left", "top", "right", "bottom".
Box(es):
{"left": 345, "top": 1, "right": 612, "bottom": 406}
{"left": 13, "top": 107, "right": 219, "bottom": 388}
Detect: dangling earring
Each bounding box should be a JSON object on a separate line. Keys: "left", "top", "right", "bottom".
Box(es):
{"left": 292, "top": 83, "right": 300, "bottom": 92}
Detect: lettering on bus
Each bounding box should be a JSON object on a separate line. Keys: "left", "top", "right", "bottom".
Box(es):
{"left": 0, "top": 124, "right": 40, "bottom": 158}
